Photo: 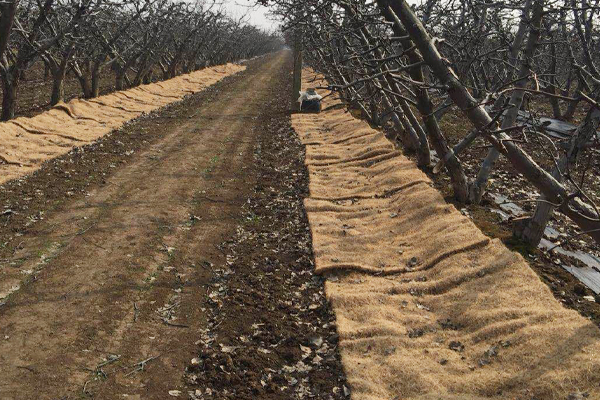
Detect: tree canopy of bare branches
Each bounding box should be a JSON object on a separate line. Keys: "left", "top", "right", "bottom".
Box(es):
{"left": 260, "top": 0, "right": 600, "bottom": 246}
{"left": 0, "top": 0, "right": 283, "bottom": 119}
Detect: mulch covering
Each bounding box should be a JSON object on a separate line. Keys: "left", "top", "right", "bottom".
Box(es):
{"left": 0, "top": 64, "right": 245, "bottom": 184}
{"left": 292, "top": 70, "right": 600, "bottom": 400}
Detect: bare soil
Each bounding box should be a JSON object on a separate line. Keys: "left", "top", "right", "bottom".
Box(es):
{"left": 0, "top": 52, "right": 347, "bottom": 400}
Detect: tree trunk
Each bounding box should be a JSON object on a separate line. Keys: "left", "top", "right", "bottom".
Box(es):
{"left": 380, "top": 90, "right": 426, "bottom": 164}
{"left": 133, "top": 72, "right": 143, "bottom": 87}
{"left": 133, "top": 62, "right": 149, "bottom": 87}
{"left": 72, "top": 62, "right": 92, "bottom": 98}
{"left": 168, "top": 62, "right": 177, "bottom": 79}
{"left": 124, "top": 73, "right": 132, "bottom": 88}
{"left": 489, "top": 0, "right": 533, "bottom": 113}
{"left": 115, "top": 70, "right": 125, "bottom": 91}
{"left": 399, "top": 99, "right": 430, "bottom": 165}
{"left": 386, "top": 0, "right": 600, "bottom": 245}
{"left": 0, "top": 1, "right": 17, "bottom": 59}
{"left": 161, "top": 64, "right": 170, "bottom": 80}
{"left": 77, "top": 75, "right": 92, "bottom": 98}
{"left": 388, "top": 107, "right": 417, "bottom": 150}
{"left": 546, "top": 36, "right": 563, "bottom": 119}
{"left": 379, "top": 0, "right": 468, "bottom": 203}
{"left": 50, "top": 66, "right": 67, "bottom": 105}
{"left": 388, "top": 100, "right": 418, "bottom": 150}
{"left": 1, "top": 74, "right": 19, "bottom": 121}
{"left": 469, "top": 0, "right": 544, "bottom": 204}
{"left": 518, "top": 106, "right": 600, "bottom": 245}
{"left": 563, "top": 82, "right": 583, "bottom": 121}
{"left": 515, "top": 164, "right": 564, "bottom": 246}
{"left": 351, "top": 15, "right": 431, "bottom": 166}
{"left": 91, "top": 65, "right": 101, "bottom": 98}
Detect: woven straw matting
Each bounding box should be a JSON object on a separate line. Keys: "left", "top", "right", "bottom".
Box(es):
{"left": 0, "top": 63, "right": 245, "bottom": 185}
{"left": 292, "top": 70, "right": 600, "bottom": 400}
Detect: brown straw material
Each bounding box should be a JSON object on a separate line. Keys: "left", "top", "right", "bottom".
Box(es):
{"left": 292, "top": 70, "right": 600, "bottom": 400}
{"left": 0, "top": 63, "right": 245, "bottom": 185}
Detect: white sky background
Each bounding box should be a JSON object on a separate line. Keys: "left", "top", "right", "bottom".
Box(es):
{"left": 219, "top": 1, "right": 279, "bottom": 31}
{"left": 218, "top": 0, "right": 420, "bottom": 32}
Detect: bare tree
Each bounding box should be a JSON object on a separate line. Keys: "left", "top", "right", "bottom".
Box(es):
{"left": 40, "top": 0, "right": 95, "bottom": 105}
{"left": 1, "top": 0, "right": 57, "bottom": 120}
{"left": 469, "top": 0, "right": 544, "bottom": 204}
{"left": 259, "top": 0, "right": 600, "bottom": 246}
{"left": 0, "top": 0, "right": 283, "bottom": 115}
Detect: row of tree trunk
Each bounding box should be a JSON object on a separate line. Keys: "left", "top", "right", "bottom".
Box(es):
{"left": 280, "top": 0, "right": 600, "bottom": 247}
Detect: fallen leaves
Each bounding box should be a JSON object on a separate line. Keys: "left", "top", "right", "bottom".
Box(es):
{"left": 181, "top": 69, "right": 347, "bottom": 399}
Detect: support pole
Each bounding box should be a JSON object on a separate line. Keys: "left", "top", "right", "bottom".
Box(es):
{"left": 291, "top": 30, "right": 303, "bottom": 112}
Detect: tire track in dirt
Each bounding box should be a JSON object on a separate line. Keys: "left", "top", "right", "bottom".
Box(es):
{"left": 0, "top": 53, "right": 286, "bottom": 399}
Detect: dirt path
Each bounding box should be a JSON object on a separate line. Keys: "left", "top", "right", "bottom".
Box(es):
{"left": 0, "top": 52, "right": 346, "bottom": 400}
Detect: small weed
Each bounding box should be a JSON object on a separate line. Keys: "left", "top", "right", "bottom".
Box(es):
{"left": 244, "top": 213, "right": 261, "bottom": 224}
{"left": 201, "top": 155, "right": 221, "bottom": 177}
{"left": 144, "top": 272, "right": 158, "bottom": 284}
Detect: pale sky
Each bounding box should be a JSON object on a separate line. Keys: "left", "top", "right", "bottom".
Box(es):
{"left": 219, "top": 0, "right": 419, "bottom": 31}
{"left": 220, "top": 0, "right": 279, "bottom": 31}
